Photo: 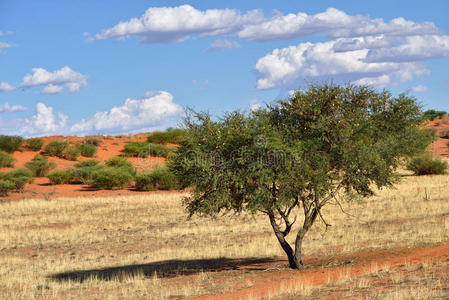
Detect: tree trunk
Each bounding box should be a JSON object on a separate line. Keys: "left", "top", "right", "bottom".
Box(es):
{"left": 293, "top": 230, "right": 306, "bottom": 268}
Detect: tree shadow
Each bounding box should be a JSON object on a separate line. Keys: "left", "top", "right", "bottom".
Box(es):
{"left": 49, "top": 257, "right": 275, "bottom": 283}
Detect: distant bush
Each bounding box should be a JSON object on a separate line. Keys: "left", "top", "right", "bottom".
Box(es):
{"left": 0, "top": 151, "right": 16, "bottom": 167}
{"left": 147, "top": 129, "right": 185, "bottom": 144}
{"left": 0, "top": 169, "right": 33, "bottom": 192}
{"left": 422, "top": 110, "right": 448, "bottom": 121}
{"left": 0, "top": 180, "right": 15, "bottom": 196}
{"left": 135, "top": 167, "right": 179, "bottom": 191}
{"left": 44, "top": 141, "right": 69, "bottom": 158}
{"left": 64, "top": 145, "right": 81, "bottom": 161}
{"left": 0, "top": 135, "right": 23, "bottom": 153}
{"left": 105, "top": 156, "right": 133, "bottom": 168}
{"left": 406, "top": 154, "right": 449, "bottom": 175}
{"left": 91, "top": 167, "right": 134, "bottom": 190}
{"left": 72, "top": 166, "right": 104, "bottom": 184}
{"left": 25, "top": 138, "right": 44, "bottom": 151}
{"left": 84, "top": 136, "right": 103, "bottom": 146}
{"left": 148, "top": 143, "right": 172, "bottom": 158}
{"left": 74, "top": 159, "right": 100, "bottom": 168}
{"left": 121, "top": 142, "right": 150, "bottom": 157}
{"left": 24, "top": 155, "right": 56, "bottom": 177}
{"left": 47, "top": 170, "right": 73, "bottom": 185}
{"left": 79, "top": 143, "right": 97, "bottom": 157}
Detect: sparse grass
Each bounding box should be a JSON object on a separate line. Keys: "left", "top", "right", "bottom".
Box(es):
{"left": 1, "top": 173, "right": 449, "bottom": 298}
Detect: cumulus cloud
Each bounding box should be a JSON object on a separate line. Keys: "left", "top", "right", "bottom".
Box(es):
{"left": 94, "top": 4, "right": 264, "bottom": 43}
{"left": 249, "top": 99, "right": 261, "bottom": 111}
{"left": 70, "top": 91, "right": 182, "bottom": 134}
{"left": 411, "top": 85, "right": 428, "bottom": 92}
{"left": 0, "top": 42, "right": 14, "bottom": 48}
{"left": 0, "top": 82, "right": 15, "bottom": 92}
{"left": 20, "top": 66, "right": 87, "bottom": 94}
{"left": 19, "top": 103, "right": 68, "bottom": 136}
{"left": 0, "top": 102, "right": 27, "bottom": 113}
{"left": 207, "top": 39, "right": 241, "bottom": 51}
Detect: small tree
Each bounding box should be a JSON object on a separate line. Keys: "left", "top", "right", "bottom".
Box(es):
{"left": 170, "top": 84, "right": 432, "bottom": 269}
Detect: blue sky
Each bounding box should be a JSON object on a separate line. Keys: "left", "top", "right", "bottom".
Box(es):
{"left": 0, "top": 0, "right": 448, "bottom": 136}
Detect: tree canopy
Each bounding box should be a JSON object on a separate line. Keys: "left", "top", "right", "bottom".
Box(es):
{"left": 169, "top": 84, "right": 432, "bottom": 269}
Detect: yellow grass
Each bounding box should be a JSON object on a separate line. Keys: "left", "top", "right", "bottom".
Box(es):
{"left": 1, "top": 173, "right": 449, "bottom": 299}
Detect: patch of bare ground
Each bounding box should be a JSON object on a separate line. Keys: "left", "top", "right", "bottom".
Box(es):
{"left": 1, "top": 173, "right": 449, "bottom": 299}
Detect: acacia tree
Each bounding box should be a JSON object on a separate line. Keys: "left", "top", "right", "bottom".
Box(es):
{"left": 170, "top": 84, "right": 432, "bottom": 269}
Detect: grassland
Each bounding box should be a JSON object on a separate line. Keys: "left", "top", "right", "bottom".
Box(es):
{"left": 1, "top": 172, "right": 449, "bottom": 299}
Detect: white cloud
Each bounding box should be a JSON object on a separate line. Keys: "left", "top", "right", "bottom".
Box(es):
{"left": 71, "top": 91, "right": 182, "bottom": 134}
{"left": 207, "top": 39, "right": 241, "bottom": 51}
{"left": 0, "top": 102, "right": 27, "bottom": 113}
{"left": 94, "top": 4, "right": 264, "bottom": 43}
{"left": 20, "top": 66, "right": 87, "bottom": 94}
{"left": 19, "top": 103, "right": 68, "bottom": 136}
{"left": 0, "top": 82, "right": 15, "bottom": 92}
{"left": 249, "top": 99, "right": 261, "bottom": 111}
{"left": 0, "top": 42, "right": 14, "bottom": 48}
{"left": 411, "top": 85, "right": 428, "bottom": 92}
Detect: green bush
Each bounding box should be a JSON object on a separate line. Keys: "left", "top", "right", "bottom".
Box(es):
{"left": 72, "top": 166, "right": 104, "bottom": 184}
{"left": 91, "top": 167, "right": 134, "bottom": 190}
{"left": 24, "top": 155, "right": 56, "bottom": 177}
{"left": 0, "top": 169, "right": 33, "bottom": 192}
{"left": 0, "top": 151, "right": 16, "bottom": 167}
{"left": 47, "top": 170, "right": 73, "bottom": 184}
{"left": 74, "top": 159, "right": 100, "bottom": 168}
{"left": 44, "top": 141, "right": 69, "bottom": 158}
{"left": 135, "top": 167, "right": 179, "bottom": 191}
{"left": 121, "top": 142, "right": 150, "bottom": 157}
{"left": 147, "top": 129, "right": 185, "bottom": 144}
{"left": 105, "top": 156, "right": 133, "bottom": 168}
{"left": 25, "top": 138, "right": 44, "bottom": 151}
{"left": 406, "top": 154, "right": 449, "bottom": 175}
{"left": 79, "top": 143, "right": 97, "bottom": 157}
{"left": 147, "top": 143, "right": 172, "bottom": 158}
{"left": 64, "top": 145, "right": 81, "bottom": 161}
{"left": 0, "top": 135, "right": 23, "bottom": 153}
{"left": 0, "top": 180, "right": 15, "bottom": 196}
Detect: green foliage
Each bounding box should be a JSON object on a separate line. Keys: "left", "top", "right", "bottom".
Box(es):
{"left": 147, "top": 143, "right": 172, "bottom": 157}
{"left": 0, "top": 135, "right": 23, "bottom": 153}
{"left": 47, "top": 170, "right": 73, "bottom": 184}
{"left": 422, "top": 109, "right": 448, "bottom": 121}
{"left": 135, "top": 167, "right": 179, "bottom": 191}
{"left": 74, "top": 159, "right": 100, "bottom": 168}
{"left": 64, "top": 145, "right": 81, "bottom": 161}
{"left": 72, "top": 166, "right": 104, "bottom": 185}
{"left": 24, "top": 154, "right": 56, "bottom": 177}
{"left": 121, "top": 142, "right": 150, "bottom": 157}
{"left": 79, "top": 143, "right": 97, "bottom": 157}
{"left": 147, "top": 129, "right": 185, "bottom": 144}
{"left": 25, "top": 138, "right": 44, "bottom": 151}
{"left": 0, "top": 169, "right": 33, "bottom": 192}
{"left": 170, "top": 83, "right": 432, "bottom": 269}
{"left": 44, "top": 141, "right": 69, "bottom": 158}
{"left": 105, "top": 156, "right": 133, "bottom": 168}
{"left": 0, "top": 180, "right": 15, "bottom": 196}
{"left": 406, "top": 154, "right": 448, "bottom": 175}
{"left": 0, "top": 151, "right": 16, "bottom": 167}
{"left": 91, "top": 167, "right": 134, "bottom": 190}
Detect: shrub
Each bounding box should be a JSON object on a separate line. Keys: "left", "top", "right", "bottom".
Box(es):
{"left": 79, "top": 143, "right": 97, "bottom": 157}
{"left": 0, "top": 151, "right": 16, "bottom": 167}
{"left": 0, "top": 135, "right": 23, "bottom": 153}
{"left": 84, "top": 136, "right": 103, "bottom": 146}
{"left": 47, "top": 170, "right": 73, "bottom": 184}
{"left": 105, "top": 156, "right": 133, "bottom": 168}
{"left": 74, "top": 159, "right": 100, "bottom": 168}
{"left": 25, "top": 138, "right": 44, "bottom": 151}
{"left": 63, "top": 145, "right": 80, "bottom": 161}
{"left": 147, "top": 143, "right": 172, "bottom": 158}
{"left": 135, "top": 167, "right": 179, "bottom": 191}
{"left": 406, "top": 154, "right": 449, "bottom": 175}
{"left": 0, "top": 169, "right": 33, "bottom": 192}
{"left": 91, "top": 167, "right": 134, "bottom": 190}
{"left": 121, "top": 142, "right": 150, "bottom": 157}
{"left": 147, "top": 129, "right": 185, "bottom": 144}
{"left": 44, "top": 141, "right": 69, "bottom": 158}
{"left": 24, "top": 155, "right": 56, "bottom": 177}
{"left": 72, "top": 166, "right": 104, "bottom": 184}
{"left": 0, "top": 180, "right": 15, "bottom": 196}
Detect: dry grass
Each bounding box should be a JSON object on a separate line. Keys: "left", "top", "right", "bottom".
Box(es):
{"left": 1, "top": 172, "right": 449, "bottom": 299}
